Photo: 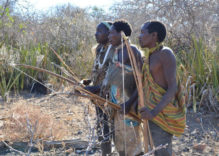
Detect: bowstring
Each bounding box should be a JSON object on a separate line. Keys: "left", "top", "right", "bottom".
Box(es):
{"left": 121, "top": 34, "right": 139, "bottom": 153}
{"left": 121, "top": 36, "right": 127, "bottom": 155}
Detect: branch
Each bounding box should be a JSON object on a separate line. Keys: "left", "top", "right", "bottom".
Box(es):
{"left": 2, "top": 141, "right": 25, "bottom": 155}
{"left": 26, "top": 114, "right": 38, "bottom": 156}
{"left": 50, "top": 47, "right": 82, "bottom": 84}
{"left": 143, "top": 143, "right": 168, "bottom": 156}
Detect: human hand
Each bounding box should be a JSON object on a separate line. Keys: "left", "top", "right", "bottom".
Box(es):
{"left": 139, "top": 107, "right": 155, "bottom": 120}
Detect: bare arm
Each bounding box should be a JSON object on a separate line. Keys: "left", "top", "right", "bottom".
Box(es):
{"left": 151, "top": 50, "right": 177, "bottom": 117}
{"left": 140, "top": 50, "right": 177, "bottom": 119}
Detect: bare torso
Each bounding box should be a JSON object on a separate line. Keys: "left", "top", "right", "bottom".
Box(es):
{"left": 140, "top": 46, "right": 178, "bottom": 119}
{"left": 149, "top": 47, "right": 176, "bottom": 91}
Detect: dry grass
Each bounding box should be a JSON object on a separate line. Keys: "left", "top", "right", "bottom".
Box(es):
{"left": 1, "top": 102, "right": 68, "bottom": 142}
{"left": 0, "top": 89, "right": 97, "bottom": 144}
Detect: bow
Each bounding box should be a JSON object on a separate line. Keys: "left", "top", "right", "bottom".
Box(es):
{"left": 121, "top": 32, "right": 154, "bottom": 152}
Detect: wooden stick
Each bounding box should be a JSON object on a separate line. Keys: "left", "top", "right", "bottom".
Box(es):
{"left": 50, "top": 47, "right": 82, "bottom": 85}
{"left": 2, "top": 141, "right": 26, "bottom": 155}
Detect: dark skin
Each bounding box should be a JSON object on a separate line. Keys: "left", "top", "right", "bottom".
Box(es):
{"left": 84, "top": 23, "right": 110, "bottom": 93}
{"left": 108, "top": 26, "right": 132, "bottom": 65}
{"left": 95, "top": 23, "right": 110, "bottom": 45}
{"left": 138, "top": 22, "right": 177, "bottom": 120}
{"left": 108, "top": 25, "right": 143, "bottom": 114}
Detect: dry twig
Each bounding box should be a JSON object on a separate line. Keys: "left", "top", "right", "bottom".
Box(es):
{"left": 2, "top": 141, "right": 25, "bottom": 155}
{"left": 143, "top": 143, "right": 168, "bottom": 156}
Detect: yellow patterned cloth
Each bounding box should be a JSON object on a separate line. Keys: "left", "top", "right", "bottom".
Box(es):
{"left": 142, "top": 47, "right": 186, "bottom": 136}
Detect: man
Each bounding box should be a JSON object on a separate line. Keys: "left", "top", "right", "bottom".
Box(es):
{"left": 138, "top": 21, "right": 186, "bottom": 156}
{"left": 84, "top": 21, "right": 115, "bottom": 156}
{"left": 102, "top": 19, "right": 143, "bottom": 156}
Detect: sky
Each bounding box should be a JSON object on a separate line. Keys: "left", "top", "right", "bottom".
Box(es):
{"left": 18, "top": 0, "right": 121, "bottom": 12}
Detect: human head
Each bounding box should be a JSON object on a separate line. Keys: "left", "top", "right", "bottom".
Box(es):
{"left": 108, "top": 19, "right": 132, "bottom": 46}
{"left": 95, "top": 21, "right": 112, "bottom": 44}
{"left": 139, "top": 21, "right": 166, "bottom": 48}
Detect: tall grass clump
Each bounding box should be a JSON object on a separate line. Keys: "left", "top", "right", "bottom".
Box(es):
{"left": 177, "top": 37, "right": 219, "bottom": 112}
{"left": 0, "top": 43, "right": 51, "bottom": 101}
{"left": 0, "top": 41, "right": 95, "bottom": 101}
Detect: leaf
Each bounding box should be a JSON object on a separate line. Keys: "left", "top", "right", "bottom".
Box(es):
{"left": 9, "top": 16, "right": 14, "bottom": 23}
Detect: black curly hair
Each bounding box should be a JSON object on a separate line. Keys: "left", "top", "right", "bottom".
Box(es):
{"left": 146, "top": 21, "right": 166, "bottom": 43}
{"left": 112, "top": 19, "right": 132, "bottom": 36}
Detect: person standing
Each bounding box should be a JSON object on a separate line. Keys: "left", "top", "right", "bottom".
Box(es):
{"left": 138, "top": 21, "right": 186, "bottom": 156}
{"left": 102, "top": 19, "right": 143, "bottom": 156}
{"left": 84, "top": 21, "right": 115, "bottom": 156}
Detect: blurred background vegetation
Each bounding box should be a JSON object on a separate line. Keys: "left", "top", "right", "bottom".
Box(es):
{"left": 0, "top": 0, "right": 218, "bottom": 112}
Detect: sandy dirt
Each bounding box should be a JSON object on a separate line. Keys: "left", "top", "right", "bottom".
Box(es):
{"left": 0, "top": 90, "right": 218, "bottom": 156}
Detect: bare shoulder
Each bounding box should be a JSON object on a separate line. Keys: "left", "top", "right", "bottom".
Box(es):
{"left": 159, "top": 46, "right": 176, "bottom": 64}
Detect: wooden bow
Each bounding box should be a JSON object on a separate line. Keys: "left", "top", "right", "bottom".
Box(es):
{"left": 121, "top": 32, "right": 154, "bottom": 152}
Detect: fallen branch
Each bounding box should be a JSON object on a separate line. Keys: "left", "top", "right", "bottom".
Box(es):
{"left": 2, "top": 141, "right": 25, "bottom": 155}
{"left": 43, "top": 139, "right": 94, "bottom": 149}
{"left": 1, "top": 140, "right": 100, "bottom": 152}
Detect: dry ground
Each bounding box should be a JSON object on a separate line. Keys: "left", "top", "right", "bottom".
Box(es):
{"left": 0, "top": 90, "right": 218, "bottom": 155}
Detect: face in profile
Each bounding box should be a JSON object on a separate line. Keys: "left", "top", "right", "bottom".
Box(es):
{"left": 138, "top": 22, "right": 153, "bottom": 48}
{"left": 108, "top": 26, "right": 121, "bottom": 47}
{"left": 95, "top": 23, "right": 109, "bottom": 44}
